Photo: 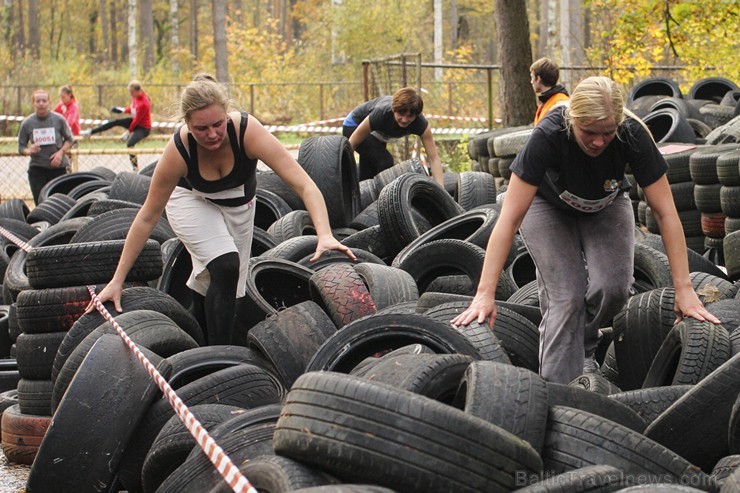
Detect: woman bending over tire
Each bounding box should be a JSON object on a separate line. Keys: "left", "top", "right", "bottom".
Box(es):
{"left": 451, "top": 76, "right": 719, "bottom": 385}
{"left": 91, "top": 74, "right": 355, "bottom": 345}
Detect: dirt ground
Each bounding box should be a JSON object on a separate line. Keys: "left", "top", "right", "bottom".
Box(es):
{"left": 0, "top": 453, "right": 29, "bottom": 493}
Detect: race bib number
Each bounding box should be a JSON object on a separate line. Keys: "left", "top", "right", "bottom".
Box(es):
{"left": 558, "top": 189, "right": 619, "bottom": 213}
{"left": 33, "top": 127, "right": 57, "bottom": 146}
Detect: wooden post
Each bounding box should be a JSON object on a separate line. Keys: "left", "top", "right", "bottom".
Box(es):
{"left": 319, "top": 83, "right": 325, "bottom": 121}
{"left": 487, "top": 68, "right": 494, "bottom": 130}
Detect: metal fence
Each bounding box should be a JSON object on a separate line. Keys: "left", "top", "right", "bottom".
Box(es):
{"left": 0, "top": 61, "right": 719, "bottom": 138}
{"left": 0, "top": 81, "right": 365, "bottom": 137}
{"left": 0, "top": 147, "right": 164, "bottom": 202}
{"left": 361, "top": 53, "right": 721, "bottom": 131}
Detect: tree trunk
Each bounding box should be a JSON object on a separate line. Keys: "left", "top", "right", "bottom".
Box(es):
{"left": 128, "top": 0, "right": 137, "bottom": 78}
{"left": 27, "top": 0, "right": 38, "bottom": 57}
{"left": 110, "top": 0, "right": 118, "bottom": 63}
{"left": 170, "top": 0, "right": 179, "bottom": 71}
{"left": 88, "top": 6, "right": 98, "bottom": 57}
{"left": 15, "top": 0, "right": 24, "bottom": 56}
{"left": 2, "top": 0, "right": 12, "bottom": 50}
{"left": 53, "top": 2, "right": 64, "bottom": 60}
{"left": 493, "top": 0, "right": 536, "bottom": 126}
{"left": 290, "top": 0, "right": 301, "bottom": 40}
{"left": 252, "top": 0, "right": 259, "bottom": 28}
{"left": 537, "top": 0, "right": 547, "bottom": 58}
{"left": 99, "top": 0, "right": 109, "bottom": 63}
{"left": 190, "top": 0, "right": 198, "bottom": 60}
{"left": 48, "top": 0, "right": 54, "bottom": 56}
{"left": 139, "top": 0, "right": 154, "bottom": 71}
{"left": 433, "top": 0, "right": 442, "bottom": 81}
{"left": 450, "top": 0, "right": 458, "bottom": 52}
{"left": 560, "top": 0, "right": 584, "bottom": 90}
{"left": 212, "top": 0, "right": 228, "bottom": 82}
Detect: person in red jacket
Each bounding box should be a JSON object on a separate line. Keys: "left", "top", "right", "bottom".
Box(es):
{"left": 531, "top": 58, "right": 570, "bottom": 126}
{"left": 53, "top": 85, "right": 81, "bottom": 136}
{"left": 81, "top": 80, "right": 152, "bottom": 170}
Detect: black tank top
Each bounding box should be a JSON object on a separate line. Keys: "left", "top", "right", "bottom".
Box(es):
{"left": 174, "top": 112, "right": 257, "bottom": 207}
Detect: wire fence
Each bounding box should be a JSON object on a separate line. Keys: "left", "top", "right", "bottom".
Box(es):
{"left": 0, "top": 62, "right": 721, "bottom": 138}
{"left": 0, "top": 147, "right": 163, "bottom": 202}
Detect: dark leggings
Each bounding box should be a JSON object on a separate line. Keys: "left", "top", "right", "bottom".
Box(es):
{"left": 342, "top": 125, "right": 395, "bottom": 181}
{"left": 28, "top": 166, "right": 68, "bottom": 205}
{"left": 90, "top": 117, "right": 151, "bottom": 147}
{"left": 191, "top": 252, "right": 240, "bottom": 345}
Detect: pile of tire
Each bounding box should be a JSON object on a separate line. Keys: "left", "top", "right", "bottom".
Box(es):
{"left": 466, "top": 125, "right": 534, "bottom": 193}
{"left": 0, "top": 135, "right": 738, "bottom": 492}
{"left": 627, "top": 76, "right": 740, "bottom": 145}
{"left": 633, "top": 141, "right": 740, "bottom": 261}
{"left": 624, "top": 76, "right": 740, "bottom": 264}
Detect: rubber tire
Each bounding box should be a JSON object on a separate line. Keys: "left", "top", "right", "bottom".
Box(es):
{"left": 25, "top": 336, "right": 169, "bottom": 493}
{"left": 454, "top": 360, "right": 549, "bottom": 453}
{"left": 207, "top": 454, "right": 339, "bottom": 493}
{"left": 246, "top": 300, "right": 336, "bottom": 387}
{"left": 377, "top": 172, "right": 464, "bottom": 253}
{"left": 645, "top": 350, "right": 740, "bottom": 472}
{"left": 305, "top": 312, "right": 482, "bottom": 374}
{"left": 274, "top": 371, "right": 543, "bottom": 493}
{"left": 308, "top": 263, "right": 378, "bottom": 328}
{"left": 117, "top": 364, "right": 283, "bottom": 493}
{"left": 25, "top": 239, "right": 163, "bottom": 289}
{"left": 643, "top": 108, "right": 696, "bottom": 144}
{"left": 296, "top": 135, "right": 360, "bottom": 229}
{"left": 542, "top": 405, "right": 710, "bottom": 486}
{"left": 140, "top": 403, "right": 245, "bottom": 493}
{"left": 51, "top": 310, "right": 199, "bottom": 413}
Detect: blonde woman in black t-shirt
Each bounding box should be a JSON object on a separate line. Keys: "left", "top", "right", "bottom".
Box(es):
{"left": 452, "top": 76, "right": 719, "bottom": 384}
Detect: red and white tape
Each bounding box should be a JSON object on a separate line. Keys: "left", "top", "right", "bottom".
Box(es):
{"left": 0, "top": 227, "right": 254, "bottom": 493}
{"left": 425, "top": 114, "right": 488, "bottom": 123}
{"left": 0, "top": 226, "right": 33, "bottom": 253}
{"left": 86, "top": 287, "right": 257, "bottom": 493}
{"left": 2, "top": 114, "right": 491, "bottom": 136}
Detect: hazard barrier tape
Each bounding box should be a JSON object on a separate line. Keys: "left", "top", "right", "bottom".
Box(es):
{"left": 86, "top": 287, "right": 257, "bottom": 493}
{"left": 0, "top": 226, "right": 33, "bottom": 253}
{"left": 425, "top": 114, "right": 488, "bottom": 123}
{"left": 1, "top": 114, "right": 491, "bottom": 136}
{"left": 0, "top": 225, "right": 256, "bottom": 493}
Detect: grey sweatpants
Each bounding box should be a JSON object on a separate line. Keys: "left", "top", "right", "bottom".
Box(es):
{"left": 518, "top": 193, "right": 635, "bottom": 384}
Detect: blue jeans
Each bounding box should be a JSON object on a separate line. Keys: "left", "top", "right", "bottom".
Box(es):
{"left": 518, "top": 193, "right": 635, "bottom": 384}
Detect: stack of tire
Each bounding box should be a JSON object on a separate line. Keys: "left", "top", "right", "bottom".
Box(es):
{"left": 3, "top": 134, "right": 740, "bottom": 491}
{"left": 628, "top": 76, "right": 740, "bottom": 145}
{"left": 722, "top": 149, "right": 740, "bottom": 281}
{"left": 466, "top": 129, "right": 496, "bottom": 173}
{"left": 0, "top": 169, "right": 194, "bottom": 466}
{"left": 466, "top": 126, "right": 531, "bottom": 191}
{"left": 629, "top": 76, "right": 740, "bottom": 257}
{"left": 693, "top": 145, "right": 740, "bottom": 263}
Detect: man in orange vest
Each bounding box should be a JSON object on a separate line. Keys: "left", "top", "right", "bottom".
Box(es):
{"left": 531, "top": 58, "right": 570, "bottom": 126}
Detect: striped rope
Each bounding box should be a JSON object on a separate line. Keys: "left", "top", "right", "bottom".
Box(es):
{"left": 0, "top": 226, "right": 33, "bottom": 253}
{"left": 2, "top": 114, "right": 491, "bottom": 135}
{"left": 0, "top": 225, "right": 254, "bottom": 492}
{"left": 425, "top": 113, "right": 488, "bottom": 123}
{"left": 86, "top": 286, "right": 256, "bottom": 493}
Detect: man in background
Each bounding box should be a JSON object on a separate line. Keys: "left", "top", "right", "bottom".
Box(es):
{"left": 531, "top": 58, "right": 570, "bottom": 126}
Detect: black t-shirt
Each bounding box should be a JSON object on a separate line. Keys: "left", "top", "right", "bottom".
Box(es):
{"left": 510, "top": 107, "right": 668, "bottom": 215}
{"left": 350, "top": 96, "right": 428, "bottom": 141}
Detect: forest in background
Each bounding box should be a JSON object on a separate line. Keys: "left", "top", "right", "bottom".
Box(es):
{"left": 0, "top": 0, "right": 738, "bottom": 126}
